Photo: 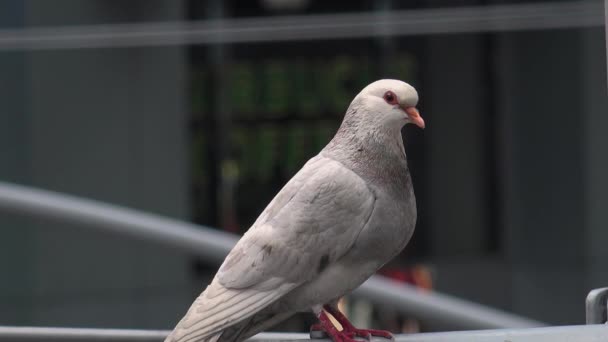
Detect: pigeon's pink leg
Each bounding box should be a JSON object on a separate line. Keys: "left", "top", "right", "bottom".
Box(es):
{"left": 313, "top": 310, "right": 358, "bottom": 342}
{"left": 323, "top": 304, "right": 395, "bottom": 341}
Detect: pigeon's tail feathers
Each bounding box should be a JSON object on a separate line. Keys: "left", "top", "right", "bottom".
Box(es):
{"left": 166, "top": 279, "right": 296, "bottom": 342}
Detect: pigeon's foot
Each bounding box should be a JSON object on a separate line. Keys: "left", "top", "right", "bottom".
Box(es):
{"left": 311, "top": 305, "right": 394, "bottom": 341}
{"left": 322, "top": 304, "right": 395, "bottom": 341}
{"left": 312, "top": 312, "right": 360, "bottom": 342}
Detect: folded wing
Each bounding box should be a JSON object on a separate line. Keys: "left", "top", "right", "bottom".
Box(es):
{"left": 167, "top": 156, "right": 376, "bottom": 342}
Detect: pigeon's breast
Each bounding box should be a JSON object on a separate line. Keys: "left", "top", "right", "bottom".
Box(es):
{"left": 318, "top": 148, "right": 417, "bottom": 271}
{"left": 358, "top": 176, "right": 417, "bottom": 263}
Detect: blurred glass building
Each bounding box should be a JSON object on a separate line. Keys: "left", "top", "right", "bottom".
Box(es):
{"left": 0, "top": 0, "right": 607, "bottom": 332}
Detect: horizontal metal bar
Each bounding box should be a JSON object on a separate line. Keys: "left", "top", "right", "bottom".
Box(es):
{"left": 0, "top": 181, "right": 237, "bottom": 265}
{"left": 0, "top": 1, "right": 603, "bottom": 50}
{"left": 0, "top": 181, "right": 543, "bottom": 329}
{"left": 398, "top": 325, "right": 608, "bottom": 341}
{"left": 0, "top": 325, "right": 607, "bottom": 342}
{"left": 353, "top": 277, "right": 542, "bottom": 330}
{"left": 0, "top": 326, "right": 167, "bottom": 342}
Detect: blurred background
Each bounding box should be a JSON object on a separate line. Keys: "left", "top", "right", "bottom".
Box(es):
{"left": 0, "top": 0, "right": 607, "bottom": 335}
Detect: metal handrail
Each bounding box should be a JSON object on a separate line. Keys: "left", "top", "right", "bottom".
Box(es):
{"left": 0, "top": 1, "right": 603, "bottom": 50}
{"left": 1, "top": 325, "right": 607, "bottom": 342}
{"left": 0, "top": 181, "right": 543, "bottom": 330}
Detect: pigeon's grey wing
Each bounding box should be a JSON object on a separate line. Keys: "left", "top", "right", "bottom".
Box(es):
{"left": 218, "top": 156, "right": 376, "bottom": 288}
{"left": 167, "top": 156, "right": 375, "bottom": 342}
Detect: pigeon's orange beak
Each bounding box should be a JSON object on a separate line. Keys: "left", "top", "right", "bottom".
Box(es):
{"left": 404, "top": 107, "right": 425, "bottom": 129}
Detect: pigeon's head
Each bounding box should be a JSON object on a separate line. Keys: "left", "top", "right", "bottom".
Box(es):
{"left": 351, "top": 79, "right": 425, "bottom": 130}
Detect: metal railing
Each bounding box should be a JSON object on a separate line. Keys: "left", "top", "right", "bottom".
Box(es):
{"left": 0, "top": 325, "right": 607, "bottom": 342}
{"left": 0, "top": 1, "right": 603, "bottom": 50}
{"left": 0, "top": 181, "right": 542, "bottom": 330}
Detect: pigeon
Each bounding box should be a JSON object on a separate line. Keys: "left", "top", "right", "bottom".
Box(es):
{"left": 166, "top": 79, "right": 424, "bottom": 342}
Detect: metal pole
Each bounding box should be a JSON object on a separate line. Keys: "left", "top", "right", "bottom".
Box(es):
{"left": 0, "top": 1, "right": 603, "bottom": 50}
{"left": 0, "top": 181, "right": 237, "bottom": 264}
{"left": 355, "top": 277, "right": 543, "bottom": 330}
{"left": 0, "top": 326, "right": 168, "bottom": 342}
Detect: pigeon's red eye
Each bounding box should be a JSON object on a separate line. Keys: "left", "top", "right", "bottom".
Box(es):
{"left": 383, "top": 91, "right": 398, "bottom": 105}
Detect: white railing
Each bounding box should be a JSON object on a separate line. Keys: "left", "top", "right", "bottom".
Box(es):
{"left": 0, "top": 1, "right": 603, "bottom": 50}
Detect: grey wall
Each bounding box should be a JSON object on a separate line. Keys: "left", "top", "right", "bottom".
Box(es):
{"left": 0, "top": 1, "right": 193, "bottom": 328}
{"left": 422, "top": 26, "right": 607, "bottom": 325}
{"left": 497, "top": 27, "right": 606, "bottom": 324}
{"left": 425, "top": 34, "right": 488, "bottom": 258}
{"left": 582, "top": 26, "right": 608, "bottom": 294}
{"left": 499, "top": 29, "right": 586, "bottom": 324}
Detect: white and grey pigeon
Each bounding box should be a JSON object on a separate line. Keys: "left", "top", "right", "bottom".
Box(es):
{"left": 166, "top": 79, "right": 425, "bottom": 342}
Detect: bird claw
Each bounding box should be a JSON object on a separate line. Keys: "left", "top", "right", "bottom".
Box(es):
{"left": 346, "top": 329, "right": 394, "bottom": 341}
{"left": 369, "top": 330, "right": 394, "bottom": 341}
{"left": 344, "top": 331, "right": 370, "bottom": 341}
{"left": 313, "top": 307, "right": 394, "bottom": 341}
{"left": 350, "top": 331, "right": 370, "bottom": 340}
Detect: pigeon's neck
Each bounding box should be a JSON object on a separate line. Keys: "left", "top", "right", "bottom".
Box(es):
{"left": 326, "top": 107, "right": 407, "bottom": 160}
{"left": 322, "top": 107, "right": 410, "bottom": 190}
